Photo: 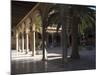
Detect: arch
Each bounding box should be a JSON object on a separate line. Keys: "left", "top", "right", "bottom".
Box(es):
{"left": 25, "top": 17, "right": 32, "bottom": 26}
{"left": 31, "top": 9, "right": 42, "bottom": 25}
{"left": 18, "top": 25, "right": 23, "bottom": 33}
{"left": 19, "top": 22, "right": 25, "bottom": 33}
{"left": 48, "top": 5, "right": 60, "bottom": 16}
{"left": 46, "top": 5, "right": 61, "bottom": 29}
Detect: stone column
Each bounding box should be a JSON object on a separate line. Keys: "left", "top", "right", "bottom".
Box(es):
{"left": 21, "top": 33, "right": 24, "bottom": 52}
{"left": 25, "top": 32, "right": 29, "bottom": 54}
{"left": 18, "top": 38, "right": 21, "bottom": 52}
{"left": 25, "top": 18, "right": 31, "bottom": 54}
{"left": 32, "top": 30, "right": 36, "bottom": 56}
{"left": 16, "top": 33, "right": 19, "bottom": 52}
{"left": 29, "top": 23, "right": 36, "bottom": 56}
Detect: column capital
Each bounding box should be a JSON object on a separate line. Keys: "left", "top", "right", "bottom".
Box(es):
{"left": 19, "top": 23, "right": 25, "bottom": 33}
{"left": 16, "top": 33, "right": 19, "bottom": 38}
{"left": 25, "top": 18, "right": 31, "bottom": 25}
{"left": 31, "top": 24, "right": 35, "bottom": 32}
{"left": 25, "top": 28, "right": 30, "bottom": 34}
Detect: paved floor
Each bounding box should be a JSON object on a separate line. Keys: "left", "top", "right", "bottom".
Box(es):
{"left": 11, "top": 47, "right": 96, "bottom": 75}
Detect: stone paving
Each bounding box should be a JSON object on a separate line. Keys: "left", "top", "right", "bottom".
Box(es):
{"left": 11, "top": 47, "right": 96, "bottom": 75}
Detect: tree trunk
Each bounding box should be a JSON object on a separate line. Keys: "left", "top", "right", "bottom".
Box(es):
{"left": 71, "top": 15, "right": 80, "bottom": 59}
{"left": 42, "top": 18, "right": 47, "bottom": 61}
{"left": 60, "top": 5, "right": 68, "bottom": 62}
{"left": 61, "top": 22, "right": 68, "bottom": 62}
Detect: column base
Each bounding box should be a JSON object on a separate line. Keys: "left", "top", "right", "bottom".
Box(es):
{"left": 25, "top": 49, "right": 29, "bottom": 54}
{"left": 42, "top": 58, "right": 47, "bottom": 61}
{"left": 25, "top": 51, "right": 28, "bottom": 54}
{"left": 32, "top": 50, "right": 36, "bottom": 56}
{"left": 18, "top": 48, "right": 22, "bottom": 52}
{"left": 21, "top": 50, "right": 23, "bottom": 53}
{"left": 32, "top": 53, "right": 35, "bottom": 56}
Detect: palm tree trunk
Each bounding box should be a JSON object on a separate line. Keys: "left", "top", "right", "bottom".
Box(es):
{"left": 42, "top": 19, "right": 47, "bottom": 61}
{"left": 60, "top": 5, "right": 68, "bottom": 62}
{"left": 61, "top": 22, "right": 68, "bottom": 62}
{"left": 71, "top": 15, "right": 80, "bottom": 59}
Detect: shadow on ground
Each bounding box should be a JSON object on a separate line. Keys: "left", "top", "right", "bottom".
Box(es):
{"left": 11, "top": 53, "right": 96, "bottom": 75}
{"left": 11, "top": 47, "right": 96, "bottom": 75}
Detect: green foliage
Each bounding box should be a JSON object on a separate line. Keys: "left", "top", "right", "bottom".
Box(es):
{"left": 34, "top": 15, "right": 42, "bottom": 33}
{"left": 79, "top": 7, "right": 95, "bottom": 35}
{"left": 47, "top": 5, "right": 96, "bottom": 36}
{"left": 34, "top": 15, "right": 42, "bottom": 49}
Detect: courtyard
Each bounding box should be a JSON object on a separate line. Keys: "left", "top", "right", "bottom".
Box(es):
{"left": 11, "top": 1, "right": 96, "bottom": 75}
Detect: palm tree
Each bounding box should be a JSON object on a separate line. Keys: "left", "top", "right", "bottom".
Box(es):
{"left": 70, "top": 6, "right": 80, "bottom": 59}
{"left": 46, "top": 4, "right": 95, "bottom": 59}
{"left": 70, "top": 5, "right": 95, "bottom": 59}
